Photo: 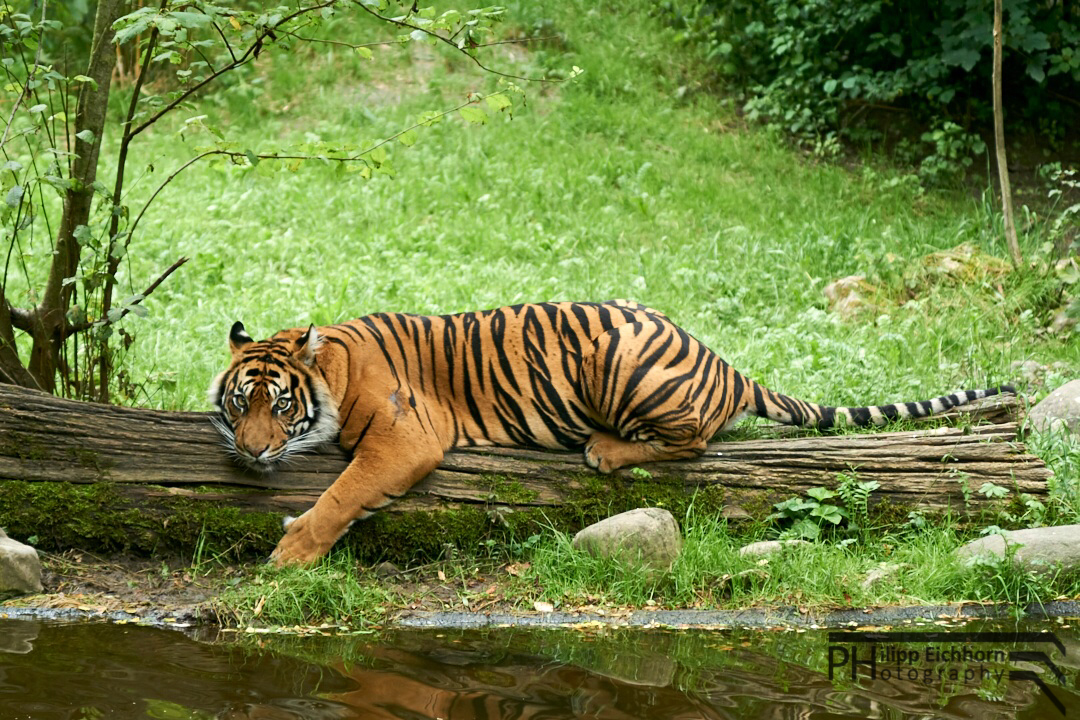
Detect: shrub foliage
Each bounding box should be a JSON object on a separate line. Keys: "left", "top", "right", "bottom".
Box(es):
{"left": 678, "top": 0, "right": 1079, "bottom": 147}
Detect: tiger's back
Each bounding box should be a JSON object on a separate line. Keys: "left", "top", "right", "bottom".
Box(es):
{"left": 322, "top": 299, "right": 665, "bottom": 453}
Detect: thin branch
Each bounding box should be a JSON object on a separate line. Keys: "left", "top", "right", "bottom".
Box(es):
{"left": 98, "top": 8, "right": 166, "bottom": 402}
{"left": 993, "top": 0, "right": 1022, "bottom": 268}
{"left": 7, "top": 304, "right": 34, "bottom": 333}
{"left": 277, "top": 28, "right": 560, "bottom": 53}
{"left": 276, "top": 29, "right": 394, "bottom": 50}
{"left": 63, "top": 257, "right": 189, "bottom": 337}
{"left": 211, "top": 19, "right": 238, "bottom": 64}
{"left": 0, "top": 0, "right": 48, "bottom": 152}
{"left": 128, "top": 0, "right": 339, "bottom": 141}
{"left": 128, "top": 150, "right": 223, "bottom": 239}
{"left": 350, "top": 1, "right": 560, "bottom": 83}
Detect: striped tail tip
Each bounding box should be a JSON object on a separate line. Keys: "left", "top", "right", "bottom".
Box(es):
{"left": 835, "top": 384, "right": 1016, "bottom": 428}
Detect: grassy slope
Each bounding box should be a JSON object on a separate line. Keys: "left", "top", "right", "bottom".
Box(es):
{"left": 114, "top": 0, "right": 1076, "bottom": 412}
{"left": 42, "top": 0, "right": 1080, "bottom": 621}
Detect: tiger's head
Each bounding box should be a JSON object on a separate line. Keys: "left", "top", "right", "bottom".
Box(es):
{"left": 208, "top": 322, "right": 339, "bottom": 471}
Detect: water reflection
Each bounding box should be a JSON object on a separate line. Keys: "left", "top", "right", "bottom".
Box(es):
{"left": 0, "top": 618, "right": 1076, "bottom": 719}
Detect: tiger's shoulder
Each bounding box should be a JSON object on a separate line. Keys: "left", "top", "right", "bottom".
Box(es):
{"left": 602, "top": 299, "right": 665, "bottom": 317}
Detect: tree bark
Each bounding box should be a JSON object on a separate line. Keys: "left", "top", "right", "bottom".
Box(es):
{"left": 0, "top": 385, "right": 1049, "bottom": 519}
{"left": 993, "top": 0, "right": 1022, "bottom": 268}
{"left": 27, "top": 0, "right": 125, "bottom": 392}
{"left": 0, "top": 289, "right": 40, "bottom": 389}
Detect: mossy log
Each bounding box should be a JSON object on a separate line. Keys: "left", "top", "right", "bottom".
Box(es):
{"left": 0, "top": 385, "right": 1050, "bottom": 524}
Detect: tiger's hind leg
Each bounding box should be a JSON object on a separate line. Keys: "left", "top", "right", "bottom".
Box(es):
{"left": 581, "top": 319, "right": 736, "bottom": 474}
{"left": 584, "top": 431, "right": 706, "bottom": 474}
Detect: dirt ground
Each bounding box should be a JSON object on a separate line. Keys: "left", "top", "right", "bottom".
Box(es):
{"left": 5, "top": 550, "right": 535, "bottom": 626}
{"left": 9, "top": 550, "right": 1080, "bottom": 631}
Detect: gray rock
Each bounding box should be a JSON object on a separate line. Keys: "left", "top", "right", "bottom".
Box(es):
{"left": 720, "top": 505, "right": 752, "bottom": 521}
{"left": 738, "top": 539, "right": 810, "bottom": 557}
{"left": 0, "top": 529, "right": 43, "bottom": 597}
{"left": 1011, "top": 360, "right": 1048, "bottom": 384}
{"left": 1027, "top": 379, "right": 1080, "bottom": 435}
{"left": 956, "top": 525, "right": 1080, "bottom": 572}
{"left": 824, "top": 275, "right": 872, "bottom": 319}
{"left": 861, "top": 562, "right": 905, "bottom": 589}
{"left": 572, "top": 508, "right": 681, "bottom": 570}
{"left": 373, "top": 561, "right": 403, "bottom": 579}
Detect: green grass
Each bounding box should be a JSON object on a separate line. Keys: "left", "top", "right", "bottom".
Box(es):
{"left": 209, "top": 510, "right": 1080, "bottom": 629}
{"left": 516, "top": 517, "right": 1079, "bottom": 612}
{"left": 215, "top": 552, "right": 390, "bottom": 628}
{"left": 54, "top": 0, "right": 1070, "bottom": 412}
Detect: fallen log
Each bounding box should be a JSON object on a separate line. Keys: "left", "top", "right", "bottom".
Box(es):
{"left": 0, "top": 384, "right": 1050, "bottom": 522}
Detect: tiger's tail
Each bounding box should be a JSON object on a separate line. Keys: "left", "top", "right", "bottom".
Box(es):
{"left": 744, "top": 380, "right": 1016, "bottom": 429}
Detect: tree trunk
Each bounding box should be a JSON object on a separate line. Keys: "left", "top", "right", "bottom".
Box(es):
{"left": 0, "top": 289, "right": 39, "bottom": 389}
{"left": 26, "top": 0, "right": 126, "bottom": 392}
{"left": 0, "top": 385, "right": 1049, "bottom": 519}
{"left": 993, "top": 0, "right": 1022, "bottom": 268}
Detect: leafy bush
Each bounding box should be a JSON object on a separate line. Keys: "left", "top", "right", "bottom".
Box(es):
{"left": 675, "top": 0, "right": 1079, "bottom": 160}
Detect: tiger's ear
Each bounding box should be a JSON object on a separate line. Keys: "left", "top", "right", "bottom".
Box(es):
{"left": 229, "top": 321, "right": 253, "bottom": 358}
{"left": 293, "top": 324, "right": 320, "bottom": 367}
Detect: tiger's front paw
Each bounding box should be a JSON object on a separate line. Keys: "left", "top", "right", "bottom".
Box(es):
{"left": 269, "top": 511, "right": 333, "bottom": 566}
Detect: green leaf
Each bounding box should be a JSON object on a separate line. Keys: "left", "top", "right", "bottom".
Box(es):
{"left": 71, "top": 74, "right": 98, "bottom": 91}
{"left": 5, "top": 184, "right": 24, "bottom": 208}
{"left": 166, "top": 11, "right": 212, "bottom": 29}
{"left": 28, "top": 103, "right": 46, "bottom": 114}
{"left": 417, "top": 110, "right": 443, "bottom": 127}
{"left": 75, "top": 129, "right": 96, "bottom": 144}
{"left": 942, "top": 47, "right": 980, "bottom": 72}
{"left": 368, "top": 146, "right": 387, "bottom": 166}
{"left": 485, "top": 93, "right": 512, "bottom": 112}
{"left": 355, "top": 46, "right": 373, "bottom": 60}
{"left": 458, "top": 106, "right": 487, "bottom": 124}
{"left": 823, "top": 79, "right": 837, "bottom": 94}
{"left": 397, "top": 129, "right": 419, "bottom": 147}
{"left": 806, "top": 487, "right": 837, "bottom": 502}
{"left": 244, "top": 149, "right": 259, "bottom": 167}
{"left": 792, "top": 519, "right": 821, "bottom": 540}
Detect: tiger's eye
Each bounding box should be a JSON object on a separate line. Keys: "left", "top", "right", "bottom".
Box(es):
{"left": 275, "top": 397, "right": 292, "bottom": 412}
{"left": 231, "top": 394, "right": 248, "bottom": 411}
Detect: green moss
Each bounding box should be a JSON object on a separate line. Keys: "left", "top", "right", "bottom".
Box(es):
{"left": 463, "top": 474, "right": 541, "bottom": 505}
{"left": 0, "top": 469, "right": 944, "bottom": 566}
{"left": 0, "top": 480, "right": 280, "bottom": 558}
{"left": 69, "top": 447, "right": 111, "bottom": 473}
{"left": 1, "top": 432, "right": 48, "bottom": 462}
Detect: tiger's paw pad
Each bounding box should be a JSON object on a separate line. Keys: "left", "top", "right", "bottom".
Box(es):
{"left": 584, "top": 436, "right": 622, "bottom": 474}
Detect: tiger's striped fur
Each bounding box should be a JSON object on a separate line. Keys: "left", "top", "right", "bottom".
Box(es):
{"left": 209, "top": 300, "right": 1013, "bottom": 564}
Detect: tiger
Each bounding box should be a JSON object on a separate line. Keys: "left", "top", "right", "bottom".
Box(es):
{"left": 209, "top": 300, "right": 1014, "bottom": 565}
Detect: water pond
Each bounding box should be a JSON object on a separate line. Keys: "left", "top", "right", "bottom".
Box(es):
{"left": 1, "top": 616, "right": 1078, "bottom": 719}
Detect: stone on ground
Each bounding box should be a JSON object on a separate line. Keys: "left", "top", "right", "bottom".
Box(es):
{"left": 572, "top": 508, "right": 681, "bottom": 570}
{"left": 1027, "top": 379, "right": 1080, "bottom": 435}
{"left": 0, "top": 528, "right": 43, "bottom": 597}
{"left": 956, "top": 525, "right": 1080, "bottom": 572}
{"left": 823, "top": 275, "right": 872, "bottom": 319}
{"left": 738, "top": 539, "right": 810, "bottom": 557}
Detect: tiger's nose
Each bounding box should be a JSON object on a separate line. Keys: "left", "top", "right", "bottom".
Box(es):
{"left": 244, "top": 443, "right": 270, "bottom": 459}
